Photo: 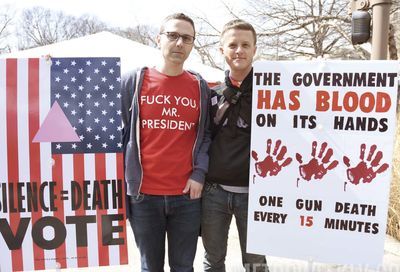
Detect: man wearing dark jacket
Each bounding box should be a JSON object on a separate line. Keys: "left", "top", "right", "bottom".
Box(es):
{"left": 201, "top": 19, "right": 267, "bottom": 272}
{"left": 121, "top": 13, "right": 211, "bottom": 272}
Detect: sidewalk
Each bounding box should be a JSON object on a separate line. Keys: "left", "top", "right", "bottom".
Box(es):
{"left": 52, "top": 218, "right": 400, "bottom": 272}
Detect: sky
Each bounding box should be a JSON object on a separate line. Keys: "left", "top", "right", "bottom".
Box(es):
{"left": 2, "top": 0, "right": 245, "bottom": 29}
{"left": 0, "top": 0, "right": 246, "bottom": 66}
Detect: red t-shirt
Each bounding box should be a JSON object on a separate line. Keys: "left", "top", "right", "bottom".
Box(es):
{"left": 139, "top": 68, "right": 200, "bottom": 195}
{"left": 229, "top": 76, "right": 241, "bottom": 87}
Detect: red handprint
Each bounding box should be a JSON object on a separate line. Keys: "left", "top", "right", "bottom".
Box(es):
{"left": 343, "top": 144, "right": 389, "bottom": 185}
{"left": 296, "top": 141, "right": 338, "bottom": 181}
{"left": 251, "top": 139, "right": 292, "bottom": 178}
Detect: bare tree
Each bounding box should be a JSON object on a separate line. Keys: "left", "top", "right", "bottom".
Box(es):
{"left": 389, "top": 1, "right": 400, "bottom": 60}
{"left": 193, "top": 0, "right": 357, "bottom": 67}
{"left": 0, "top": 5, "right": 14, "bottom": 54}
{"left": 17, "top": 7, "right": 160, "bottom": 51}
{"left": 113, "top": 24, "right": 158, "bottom": 47}
{"left": 72, "top": 14, "right": 108, "bottom": 38}
{"left": 193, "top": 18, "right": 223, "bottom": 70}
{"left": 194, "top": 0, "right": 400, "bottom": 67}
{"left": 18, "top": 7, "right": 109, "bottom": 50}
{"left": 248, "top": 0, "right": 356, "bottom": 59}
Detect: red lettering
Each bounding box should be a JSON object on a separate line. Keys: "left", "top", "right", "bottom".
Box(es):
{"left": 272, "top": 91, "right": 286, "bottom": 110}
{"left": 257, "top": 90, "right": 300, "bottom": 111}
{"left": 289, "top": 90, "right": 300, "bottom": 110}
{"left": 257, "top": 89, "right": 271, "bottom": 109}
{"left": 359, "top": 92, "right": 375, "bottom": 113}
{"left": 342, "top": 92, "right": 358, "bottom": 112}
{"left": 375, "top": 92, "right": 391, "bottom": 112}
{"left": 316, "top": 90, "right": 330, "bottom": 111}
{"left": 316, "top": 90, "right": 391, "bottom": 113}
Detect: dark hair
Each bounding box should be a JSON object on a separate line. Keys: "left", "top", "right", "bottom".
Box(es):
{"left": 160, "top": 13, "right": 195, "bottom": 36}
{"left": 221, "top": 19, "right": 257, "bottom": 45}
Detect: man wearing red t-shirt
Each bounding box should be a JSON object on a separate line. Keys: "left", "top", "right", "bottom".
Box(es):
{"left": 121, "top": 13, "right": 211, "bottom": 272}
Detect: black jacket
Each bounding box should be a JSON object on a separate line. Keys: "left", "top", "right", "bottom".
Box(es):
{"left": 206, "top": 69, "right": 253, "bottom": 186}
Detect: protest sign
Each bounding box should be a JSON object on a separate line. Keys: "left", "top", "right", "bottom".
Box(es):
{"left": 248, "top": 60, "right": 398, "bottom": 266}
{"left": 0, "top": 58, "right": 128, "bottom": 271}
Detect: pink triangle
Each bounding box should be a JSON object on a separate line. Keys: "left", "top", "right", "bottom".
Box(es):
{"left": 33, "top": 101, "right": 80, "bottom": 143}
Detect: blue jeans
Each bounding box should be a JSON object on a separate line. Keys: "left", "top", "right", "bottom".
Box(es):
{"left": 201, "top": 182, "right": 267, "bottom": 272}
{"left": 128, "top": 194, "right": 201, "bottom": 272}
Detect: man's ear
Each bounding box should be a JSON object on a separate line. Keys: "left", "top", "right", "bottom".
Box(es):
{"left": 156, "top": 35, "right": 161, "bottom": 48}
{"left": 219, "top": 46, "right": 224, "bottom": 55}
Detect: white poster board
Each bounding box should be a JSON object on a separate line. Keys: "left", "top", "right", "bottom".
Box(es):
{"left": 247, "top": 60, "right": 398, "bottom": 266}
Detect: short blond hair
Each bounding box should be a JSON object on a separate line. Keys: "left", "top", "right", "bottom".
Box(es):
{"left": 221, "top": 19, "right": 257, "bottom": 45}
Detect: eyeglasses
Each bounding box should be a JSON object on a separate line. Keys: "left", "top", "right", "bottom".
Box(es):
{"left": 160, "top": 32, "right": 195, "bottom": 44}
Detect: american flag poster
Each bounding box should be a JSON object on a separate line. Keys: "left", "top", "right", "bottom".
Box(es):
{"left": 0, "top": 57, "right": 128, "bottom": 271}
